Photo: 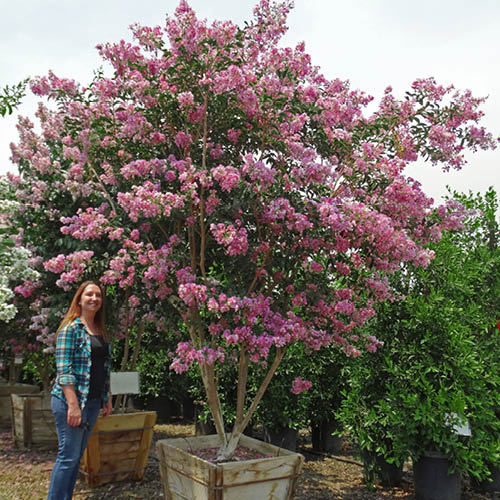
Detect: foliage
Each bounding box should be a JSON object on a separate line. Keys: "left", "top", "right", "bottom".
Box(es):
{"left": 7, "top": 1, "right": 497, "bottom": 459}
{"left": 337, "top": 189, "right": 500, "bottom": 480}
{"left": 304, "top": 342, "right": 351, "bottom": 426}
{"left": 0, "top": 79, "right": 27, "bottom": 116}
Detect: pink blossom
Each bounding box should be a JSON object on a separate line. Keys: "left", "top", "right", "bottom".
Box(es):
{"left": 174, "top": 131, "right": 193, "bottom": 149}
{"left": 177, "top": 91, "right": 195, "bottom": 107}
{"left": 291, "top": 377, "right": 312, "bottom": 394}
{"left": 210, "top": 223, "right": 248, "bottom": 256}
{"left": 211, "top": 165, "right": 241, "bottom": 192}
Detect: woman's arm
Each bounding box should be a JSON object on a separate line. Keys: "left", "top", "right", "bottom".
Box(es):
{"left": 62, "top": 384, "right": 82, "bottom": 426}
{"left": 56, "top": 323, "right": 81, "bottom": 426}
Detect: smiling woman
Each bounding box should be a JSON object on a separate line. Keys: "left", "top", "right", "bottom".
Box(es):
{"left": 47, "top": 280, "right": 113, "bottom": 500}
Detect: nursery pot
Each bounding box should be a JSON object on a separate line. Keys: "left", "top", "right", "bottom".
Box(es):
{"left": 266, "top": 425, "right": 298, "bottom": 452}
{"left": 156, "top": 434, "right": 304, "bottom": 500}
{"left": 79, "top": 410, "right": 157, "bottom": 487}
{"left": 471, "top": 464, "right": 500, "bottom": 493}
{"left": 0, "top": 382, "right": 39, "bottom": 428}
{"left": 311, "top": 419, "right": 343, "bottom": 454}
{"left": 10, "top": 393, "right": 57, "bottom": 448}
{"left": 361, "top": 450, "right": 404, "bottom": 487}
{"left": 413, "top": 451, "right": 461, "bottom": 500}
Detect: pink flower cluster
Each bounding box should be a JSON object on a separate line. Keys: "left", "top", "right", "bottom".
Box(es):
{"left": 211, "top": 165, "right": 241, "bottom": 192}
{"left": 117, "top": 182, "right": 185, "bottom": 222}
{"left": 291, "top": 377, "right": 312, "bottom": 394}
{"left": 210, "top": 223, "right": 248, "bottom": 256}
{"left": 44, "top": 251, "right": 94, "bottom": 291}
{"left": 170, "top": 342, "right": 226, "bottom": 374}
{"left": 60, "top": 207, "right": 109, "bottom": 240}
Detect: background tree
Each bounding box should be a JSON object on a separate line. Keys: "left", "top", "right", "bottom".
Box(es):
{"left": 337, "top": 188, "right": 500, "bottom": 481}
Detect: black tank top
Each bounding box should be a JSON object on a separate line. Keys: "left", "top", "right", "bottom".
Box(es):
{"left": 88, "top": 335, "right": 108, "bottom": 400}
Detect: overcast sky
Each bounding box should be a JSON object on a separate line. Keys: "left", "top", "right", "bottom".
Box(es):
{"left": 1, "top": 0, "right": 499, "bottom": 205}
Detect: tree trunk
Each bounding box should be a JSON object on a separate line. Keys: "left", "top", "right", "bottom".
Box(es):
{"left": 216, "top": 347, "right": 286, "bottom": 461}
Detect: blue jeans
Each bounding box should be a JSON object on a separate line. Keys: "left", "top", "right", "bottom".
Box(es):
{"left": 47, "top": 395, "right": 101, "bottom": 500}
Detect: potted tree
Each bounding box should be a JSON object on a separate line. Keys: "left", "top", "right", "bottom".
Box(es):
{"left": 7, "top": 0, "right": 496, "bottom": 497}
{"left": 338, "top": 193, "right": 500, "bottom": 497}
{"left": 306, "top": 343, "right": 350, "bottom": 455}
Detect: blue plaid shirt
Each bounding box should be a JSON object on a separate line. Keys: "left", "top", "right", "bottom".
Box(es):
{"left": 52, "top": 317, "right": 111, "bottom": 409}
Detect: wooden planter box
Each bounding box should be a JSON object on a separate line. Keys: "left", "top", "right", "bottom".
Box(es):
{"left": 79, "top": 411, "right": 157, "bottom": 487}
{"left": 0, "top": 383, "right": 39, "bottom": 428}
{"left": 10, "top": 393, "right": 57, "bottom": 448}
{"left": 156, "top": 434, "right": 304, "bottom": 500}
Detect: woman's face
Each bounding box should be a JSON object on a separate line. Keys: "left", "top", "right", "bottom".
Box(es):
{"left": 79, "top": 284, "right": 102, "bottom": 315}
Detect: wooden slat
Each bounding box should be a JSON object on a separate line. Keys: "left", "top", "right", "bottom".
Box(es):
{"left": 100, "top": 457, "right": 137, "bottom": 472}
{"left": 99, "top": 429, "right": 143, "bottom": 443}
{"left": 133, "top": 411, "right": 157, "bottom": 480}
{"left": 156, "top": 442, "right": 170, "bottom": 500}
{"left": 100, "top": 440, "right": 142, "bottom": 457}
{"left": 239, "top": 434, "right": 297, "bottom": 456}
{"left": 157, "top": 441, "right": 213, "bottom": 484}
{"left": 24, "top": 395, "right": 32, "bottom": 446}
{"left": 80, "top": 411, "right": 157, "bottom": 487}
{"left": 10, "top": 394, "right": 57, "bottom": 448}
{"left": 94, "top": 412, "right": 147, "bottom": 432}
{"left": 156, "top": 435, "right": 304, "bottom": 500}
{"left": 83, "top": 429, "right": 100, "bottom": 475}
{"left": 0, "top": 384, "right": 39, "bottom": 427}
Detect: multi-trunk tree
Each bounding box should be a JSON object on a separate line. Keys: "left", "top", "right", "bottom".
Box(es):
{"left": 7, "top": 1, "right": 497, "bottom": 458}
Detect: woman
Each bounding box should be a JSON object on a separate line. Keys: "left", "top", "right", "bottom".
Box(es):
{"left": 47, "top": 281, "right": 112, "bottom": 500}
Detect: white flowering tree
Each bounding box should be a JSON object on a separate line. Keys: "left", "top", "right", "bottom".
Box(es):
{"left": 0, "top": 175, "right": 41, "bottom": 380}
{"left": 0, "top": 176, "right": 40, "bottom": 322}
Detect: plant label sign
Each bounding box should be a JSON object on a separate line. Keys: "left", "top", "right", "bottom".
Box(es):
{"left": 110, "top": 371, "right": 140, "bottom": 395}
{"left": 446, "top": 412, "right": 471, "bottom": 436}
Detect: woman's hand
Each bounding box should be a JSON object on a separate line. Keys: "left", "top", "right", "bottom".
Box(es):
{"left": 102, "top": 397, "right": 112, "bottom": 417}
{"left": 67, "top": 403, "right": 82, "bottom": 427}
{"left": 62, "top": 385, "right": 81, "bottom": 426}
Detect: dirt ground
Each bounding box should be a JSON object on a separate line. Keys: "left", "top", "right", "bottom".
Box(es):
{"left": 0, "top": 422, "right": 496, "bottom": 500}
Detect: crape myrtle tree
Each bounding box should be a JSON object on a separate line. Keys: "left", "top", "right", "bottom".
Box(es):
{"left": 9, "top": 1, "right": 497, "bottom": 459}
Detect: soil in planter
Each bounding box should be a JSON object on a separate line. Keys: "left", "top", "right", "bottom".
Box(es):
{"left": 190, "top": 444, "right": 274, "bottom": 463}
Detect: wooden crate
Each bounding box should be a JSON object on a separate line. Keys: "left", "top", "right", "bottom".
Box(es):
{"left": 0, "top": 383, "right": 39, "bottom": 427}
{"left": 156, "top": 434, "right": 304, "bottom": 500}
{"left": 80, "top": 411, "right": 157, "bottom": 487}
{"left": 10, "top": 393, "right": 57, "bottom": 448}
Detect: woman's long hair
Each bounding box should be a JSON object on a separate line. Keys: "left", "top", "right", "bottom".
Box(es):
{"left": 56, "top": 281, "right": 109, "bottom": 341}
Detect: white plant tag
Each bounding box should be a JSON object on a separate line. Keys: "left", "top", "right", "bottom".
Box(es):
{"left": 110, "top": 371, "right": 140, "bottom": 395}
{"left": 446, "top": 412, "right": 471, "bottom": 436}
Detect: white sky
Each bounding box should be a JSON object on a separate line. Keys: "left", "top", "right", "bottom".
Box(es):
{"left": 1, "top": 0, "right": 499, "bottom": 205}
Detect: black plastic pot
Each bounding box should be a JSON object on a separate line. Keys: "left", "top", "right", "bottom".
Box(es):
{"left": 361, "top": 450, "right": 404, "bottom": 487}
{"left": 413, "top": 452, "right": 461, "bottom": 500}
{"left": 266, "top": 426, "right": 298, "bottom": 451}
{"left": 311, "top": 419, "right": 343, "bottom": 454}
{"left": 471, "top": 465, "right": 500, "bottom": 493}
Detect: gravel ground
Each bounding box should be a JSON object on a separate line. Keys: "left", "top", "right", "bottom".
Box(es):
{"left": 0, "top": 422, "right": 497, "bottom": 499}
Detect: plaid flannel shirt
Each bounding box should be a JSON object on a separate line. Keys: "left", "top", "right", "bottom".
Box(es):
{"left": 51, "top": 317, "right": 111, "bottom": 409}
